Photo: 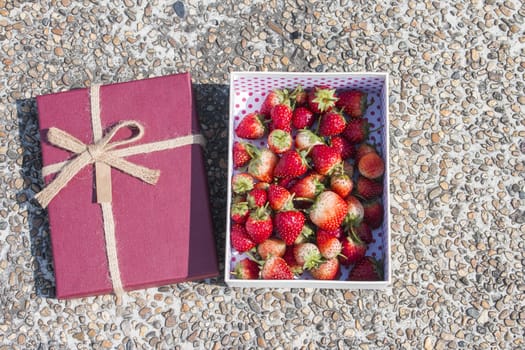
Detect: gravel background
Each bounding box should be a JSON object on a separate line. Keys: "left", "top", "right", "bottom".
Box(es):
{"left": 1, "top": 0, "right": 525, "bottom": 349}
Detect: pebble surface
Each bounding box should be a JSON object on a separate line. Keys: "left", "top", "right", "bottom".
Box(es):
{"left": 1, "top": 0, "right": 525, "bottom": 349}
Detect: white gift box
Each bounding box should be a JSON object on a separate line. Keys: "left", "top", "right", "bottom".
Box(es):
{"left": 225, "top": 72, "right": 391, "bottom": 289}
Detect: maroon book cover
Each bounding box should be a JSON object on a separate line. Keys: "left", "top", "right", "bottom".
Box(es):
{"left": 36, "top": 73, "right": 218, "bottom": 299}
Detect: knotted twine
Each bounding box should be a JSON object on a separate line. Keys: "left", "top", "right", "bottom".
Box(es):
{"left": 35, "top": 84, "right": 205, "bottom": 299}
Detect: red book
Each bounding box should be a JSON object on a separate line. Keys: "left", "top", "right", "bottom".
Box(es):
{"left": 36, "top": 73, "right": 218, "bottom": 299}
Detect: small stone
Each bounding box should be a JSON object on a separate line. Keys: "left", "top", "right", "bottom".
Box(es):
{"left": 424, "top": 337, "right": 434, "bottom": 350}
{"left": 172, "top": 1, "right": 185, "bottom": 18}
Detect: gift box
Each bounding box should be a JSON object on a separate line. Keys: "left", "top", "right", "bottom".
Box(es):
{"left": 35, "top": 73, "right": 219, "bottom": 299}
{"left": 225, "top": 72, "right": 391, "bottom": 289}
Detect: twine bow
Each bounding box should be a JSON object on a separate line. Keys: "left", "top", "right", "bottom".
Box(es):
{"left": 36, "top": 84, "right": 205, "bottom": 299}
{"left": 35, "top": 121, "right": 160, "bottom": 208}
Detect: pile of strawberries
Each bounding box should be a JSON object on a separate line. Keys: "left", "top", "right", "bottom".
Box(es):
{"left": 230, "top": 84, "right": 385, "bottom": 282}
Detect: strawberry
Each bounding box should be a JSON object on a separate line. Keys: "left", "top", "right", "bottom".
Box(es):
{"left": 356, "top": 176, "right": 383, "bottom": 199}
{"left": 235, "top": 112, "right": 266, "bottom": 139}
{"left": 231, "top": 173, "right": 255, "bottom": 194}
{"left": 246, "top": 188, "right": 267, "bottom": 208}
{"left": 319, "top": 110, "right": 346, "bottom": 137}
{"left": 344, "top": 195, "right": 364, "bottom": 226}
{"left": 290, "top": 84, "right": 308, "bottom": 107}
{"left": 261, "top": 256, "right": 294, "bottom": 279}
{"left": 230, "top": 223, "right": 256, "bottom": 252}
{"left": 357, "top": 152, "right": 385, "bottom": 180}
{"left": 283, "top": 246, "right": 303, "bottom": 274}
{"left": 232, "top": 258, "right": 260, "bottom": 279}
{"left": 271, "top": 103, "right": 293, "bottom": 132}
{"left": 355, "top": 143, "right": 378, "bottom": 163}
{"left": 307, "top": 85, "right": 338, "bottom": 114}
{"left": 267, "top": 184, "right": 292, "bottom": 211}
{"left": 362, "top": 198, "right": 384, "bottom": 229}
{"left": 277, "top": 176, "right": 297, "bottom": 189}
{"left": 274, "top": 150, "right": 308, "bottom": 179}
{"left": 311, "top": 257, "right": 340, "bottom": 280}
{"left": 260, "top": 88, "right": 289, "bottom": 118}
{"left": 274, "top": 209, "right": 306, "bottom": 245}
{"left": 247, "top": 147, "right": 278, "bottom": 183}
{"left": 309, "top": 190, "right": 348, "bottom": 231}
{"left": 353, "top": 221, "right": 373, "bottom": 244}
{"left": 293, "top": 242, "right": 322, "bottom": 270}
{"left": 294, "top": 129, "right": 324, "bottom": 152}
{"left": 330, "top": 136, "right": 356, "bottom": 160}
{"left": 267, "top": 129, "right": 293, "bottom": 154}
{"left": 231, "top": 200, "right": 249, "bottom": 224}
{"left": 257, "top": 237, "right": 287, "bottom": 260}
{"left": 289, "top": 172, "right": 325, "bottom": 200}
{"left": 292, "top": 106, "right": 315, "bottom": 129}
{"left": 330, "top": 172, "right": 353, "bottom": 199}
{"left": 348, "top": 256, "right": 383, "bottom": 281}
{"left": 233, "top": 141, "right": 252, "bottom": 169}
{"left": 336, "top": 90, "right": 368, "bottom": 118}
{"left": 316, "top": 230, "right": 342, "bottom": 259}
{"left": 342, "top": 117, "right": 370, "bottom": 144}
{"left": 339, "top": 231, "right": 367, "bottom": 266}
{"left": 245, "top": 206, "right": 273, "bottom": 244}
{"left": 310, "top": 144, "right": 342, "bottom": 176}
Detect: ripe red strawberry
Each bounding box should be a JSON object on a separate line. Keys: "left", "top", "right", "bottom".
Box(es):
{"left": 289, "top": 172, "right": 325, "bottom": 200}
{"left": 233, "top": 141, "right": 253, "bottom": 169}
{"left": 290, "top": 84, "right": 308, "bottom": 107}
{"left": 267, "top": 129, "right": 293, "bottom": 154}
{"left": 231, "top": 200, "right": 249, "bottom": 224}
{"left": 358, "top": 152, "right": 385, "bottom": 180}
{"left": 277, "top": 176, "right": 297, "bottom": 189}
{"left": 344, "top": 195, "right": 364, "bottom": 226}
{"left": 310, "top": 144, "right": 342, "bottom": 176}
{"left": 342, "top": 117, "right": 370, "bottom": 144}
{"left": 339, "top": 232, "right": 367, "bottom": 266}
{"left": 245, "top": 206, "right": 273, "bottom": 244}
{"left": 267, "top": 184, "right": 292, "bottom": 211}
{"left": 235, "top": 112, "right": 266, "bottom": 139}
{"left": 283, "top": 245, "right": 303, "bottom": 274}
{"left": 330, "top": 136, "right": 356, "bottom": 160}
{"left": 362, "top": 199, "right": 384, "bottom": 229}
{"left": 261, "top": 256, "right": 294, "bottom": 279}
{"left": 311, "top": 257, "right": 340, "bottom": 280}
{"left": 319, "top": 110, "right": 346, "bottom": 137}
{"left": 348, "top": 256, "right": 383, "bottom": 281}
{"left": 246, "top": 188, "right": 267, "bottom": 208}
{"left": 316, "top": 230, "right": 343, "bottom": 259}
{"left": 232, "top": 258, "right": 260, "bottom": 279}
{"left": 309, "top": 190, "right": 348, "bottom": 231}
{"left": 308, "top": 85, "right": 339, "bottom": 114}
{"left": 271, "top": 103, "right": 293, "bottom": 132}
{"left": 247, "top": 147, "right": 278, "bottom": 183}
{"left": 336, "top": 90, "right": 368, "bottom": 118}
{"left": 274, "top": 209, "right": 306, "bottom": 245}
{"left": 257, "top": 237, "right": 286, "bottom": 260}
{"left": 330, "top": 172, "right": 353, "bottom": 199}
{"left": 353, "top": 221, "right": 373, "bottom": 244}
{"left": 231, "top": 173, "right": 255, "bottom": 194}
{"left": 294, "top": 129, "right": 324, "bottom": 152}
{"left": 355, "top": 143, "right": 378, "bottom": 162}
{"left": 292, "top": 106, "right": 315, "bottom": 129}
{"left": 293, "top": 242, "right": 322, "bottom": 270}
{"left": 274, "top": 150, "right": 308, "bottom": 179}
{"left": 356, "top": 176, "right": 383, "bottom": 199}
{"left": 230, "top": 223, "right": 256, "bottom": 252}
{"left": 260, "top": 88, "right": 289, "bottom": 118}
